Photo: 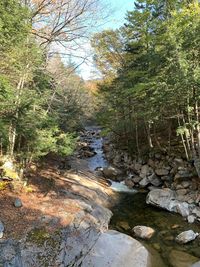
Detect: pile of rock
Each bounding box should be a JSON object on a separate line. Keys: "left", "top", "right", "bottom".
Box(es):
{"left": 104, "top": 145, "right": 196, "bottom": 190}
{"left": 76, "top": 141, "right": 96, "bottom": 158}
{"left": 147, "top": 189, "right": 200, "bottom": 223}
{"left": 103, "top": 144, "right": 200, "bottom": 222}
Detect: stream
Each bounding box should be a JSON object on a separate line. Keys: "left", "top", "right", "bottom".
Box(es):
{"left": 85, "top": 126, "right": 200, "bottom": 267}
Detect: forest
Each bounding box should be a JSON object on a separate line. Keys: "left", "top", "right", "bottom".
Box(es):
{"left": 0, "top": 0, "right": 200, "bottom": 174}
{"left": 92, "top": 0, "right": 200, "bottom": 175}
{"left": 0, "top": 0, "right": 96, "bottom": 166}
{"left": 1, "top": 1, "right": 200, "bottom": 266}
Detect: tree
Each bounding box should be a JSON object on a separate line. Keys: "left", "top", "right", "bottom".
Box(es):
{"left": 92, "top": 0, "right": 200, "bottom": 173}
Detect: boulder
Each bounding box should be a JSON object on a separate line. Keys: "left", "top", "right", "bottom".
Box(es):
{"left": 124, "top": 179, "right": 135, "bottom": 189}
{"left": 134, "top": 163, "right": 142, "bottom": 172}
{"left": 139, "top": 177, "right": 149, "bottom": 187}
{"left": 192, "top": 261, "right": 200, "bottom": 267}
{"left": 146, "top": 189, "right": 192, "bottom": 217}
{"left": 175, "top": 202, "right": 190, "bottom": 217}
{"left": 146, "top": 189, "right": 176, "bottom": 211}
{"left": 169, "top": 250, "right": 199, "bottom": 267}
{"left": 161, "top": 176, "right": 172, "bottom": 182}
{"left": 173, "top": 158, "right": 184, "bottom": 167}
{"left": 175, "top": 230, "right": 198, "bottom": 244}
{"left": 192, "top": 207, "right": 200, "bottom": 218}
{"left": 176, "top": 189, "right": 188, "bottom": 196}
{"left": 133, "top": 176, "right": 142, "bottom": 183}
{"left": 133, "top": 226, "right": 155, "bottom": 240}
{"left": 155, "top": 168, "right": 169, "bottom": 176}
{"left": 102, "top": 166, "right": 121, "bottom": 179}
{"left": 148, "top": 159, "right": 155, "bottom": 168}
{"left": 148, "top": 173, "right": 162, "bottom": 187}
{"left": 140, "top": 165, "right": 150, "bottom": 178}
{"left": 187, "top": 215, "right": 196, "bottom": 224}
{"left": 175, "top": 170, "right": 193, "bottom": 179}
{"left": 181, "top": 181, "right": 191, "bottom": 189}
{"left": 82, "top": 230, "right": 152, "bottom": 267}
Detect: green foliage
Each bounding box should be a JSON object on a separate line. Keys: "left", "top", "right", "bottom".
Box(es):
{"left": 0, "top": 0, "right": 95, "bottom": 163}
{"left": 92, "top": 0, "right": 200, "bottom": 158}
{"left": 0, "top": 0, "right": 29, "bottom": 51}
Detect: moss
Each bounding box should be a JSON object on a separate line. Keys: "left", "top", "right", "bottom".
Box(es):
{"left": 0, "top": 181, "right": 7, "bottom": 190}
{"left": 27, "top": 228, "right": 51, "bottom": 246}
{"left": 27, "top": 228, "right": 61, "bottom": 247}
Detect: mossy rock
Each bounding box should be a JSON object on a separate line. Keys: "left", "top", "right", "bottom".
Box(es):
{"left": 27, "top": 228, "right": 61, "bottom": 247}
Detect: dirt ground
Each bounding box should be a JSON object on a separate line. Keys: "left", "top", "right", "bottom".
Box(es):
{"left": 0, "top": 156, "right": 114, "bottom": 240}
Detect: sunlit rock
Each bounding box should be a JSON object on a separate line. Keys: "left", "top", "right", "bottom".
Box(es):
{"left": 175, "top": 230, "right": 198, "bottom": 244}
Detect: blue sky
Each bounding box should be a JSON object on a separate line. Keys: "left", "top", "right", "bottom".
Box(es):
{"left": 77, "top": 0, "right": 135, "bottom": 80}
{"left": 103, "top": 0, "right": 135, "bottom": 29}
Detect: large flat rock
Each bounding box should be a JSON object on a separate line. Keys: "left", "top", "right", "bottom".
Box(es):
{"left": 82, "top": 230, "right": 151, "bottom": 267}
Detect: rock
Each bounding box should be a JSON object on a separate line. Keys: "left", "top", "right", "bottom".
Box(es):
{"left": 175, "top": 184, "right": 184, "bottom": 190}
{"left": 192, "top": 262, "right": 200, "bottom": 267}
{"left": 176, "top": 189, "right": 188, "bottom": 196}
{"left": 124, "top": 179, "right": 135, "bottom": 189}
{"left": 148, "top": 186, "right": 159, "bottom": 191}
{"left": 83, "top": 150, "right": 96, "bottom": 157}
{"left": 174, "top": 201, "right": 190, "bottom": 217}
{"left": 155, "top": 168, "right": 169, "bottom": 176}
{"left": 148, "top": 159, "right": 155, "bottom": 168}
{"left": 164, "top": 235, "right": 174, "bottom": 242}
{"left": 161, "top": 176, "right": 172, "bottom": 182}
{"left": 132, "top": 176, "right": 142, "bottom": 183}
{"left": 148, "top": 173, "right": 162, "bottom": 187}
{"left": 134, "top": 163, "right": 142, "bottom": 172}
{"left": 192, "top": 207, "right": 200, "bottom": 218}
{"left": 3, "top": 160, "right": 14, "bottom": 170}
{"left": 146, "top": 189, "right": 176, "bottom": 211}
{"left": 113, "top": 154, "right": 122, "bottom": 165}
{"left": 187, "top": 215, "right": 196, "bottom": 224}
{"left": 147, "top": 188, "right": 191, "bottom": 217}
{"left": 181, "top": 181, "right": 191, "bottom": 189}
{"left": 175, "top": 170, "right": 193, "bottom": 179}
{"left": 174, "top": 158, "right": 184, "bottom": 166}
{"left": 152, "top": 243, "right": 161, "bottom": 251}
{"left": 82, "top": 230, "right": 151, "bottom": 267}
{"left": 117, "top": 221, "right": 130, "bottom": 231}
{"left": 175, "top": 230, "right": 199, "bottom": 244}
{"left": 14, "top": 198, "right": 22, "bottom": 208}
{"left": 155, "top": 153, "right": 161, "bottom": 159}
{"left": 140, "top": 165, "right": 149, "bottom": 177}
{"left": 139, "top": 177, "right": 149, "bottom": 187}
{"left": 169, "top": 250, "right": 199, "bottom": 267}
{"left": 133, "top": 226, "right": 155, "bottom": 240}
{"left": 102, "top": 166, "right": 121, "bottom": 179}
{"left": 0, "top": 221, "right": 4, "bottom": 239}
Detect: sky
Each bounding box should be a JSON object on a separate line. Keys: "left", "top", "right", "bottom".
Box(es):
{"left": 102, "top": 0, "right": 135, "bottom": 29}
{"left": 77, "top": 0, "right": 135, "bottom": 80}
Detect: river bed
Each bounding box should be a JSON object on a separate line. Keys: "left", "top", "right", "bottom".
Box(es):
{"left": 85, "top": 126, "right": 200, "bottom": 267}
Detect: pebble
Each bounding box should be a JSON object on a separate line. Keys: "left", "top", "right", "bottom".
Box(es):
{"left": 0, "top": 221, "right": 4, "bottom": 239}
{"left": 14, "top": 198, "right": 22, "bottom": 208}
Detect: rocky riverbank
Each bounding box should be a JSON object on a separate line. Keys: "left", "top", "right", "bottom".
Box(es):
{"left": 0, "top": 127, "right": 162, "bottom": 267}
{"left": 102, "top": 142, "right": 200, "bottom": 223}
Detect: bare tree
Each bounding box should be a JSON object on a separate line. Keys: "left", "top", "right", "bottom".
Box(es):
{"left": 22, "top": 0, "right": 104, "bottom": 49}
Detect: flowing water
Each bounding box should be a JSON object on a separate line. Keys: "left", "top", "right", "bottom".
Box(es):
{"left": 86, "top": 127, "right": 200, "bottom": 267}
